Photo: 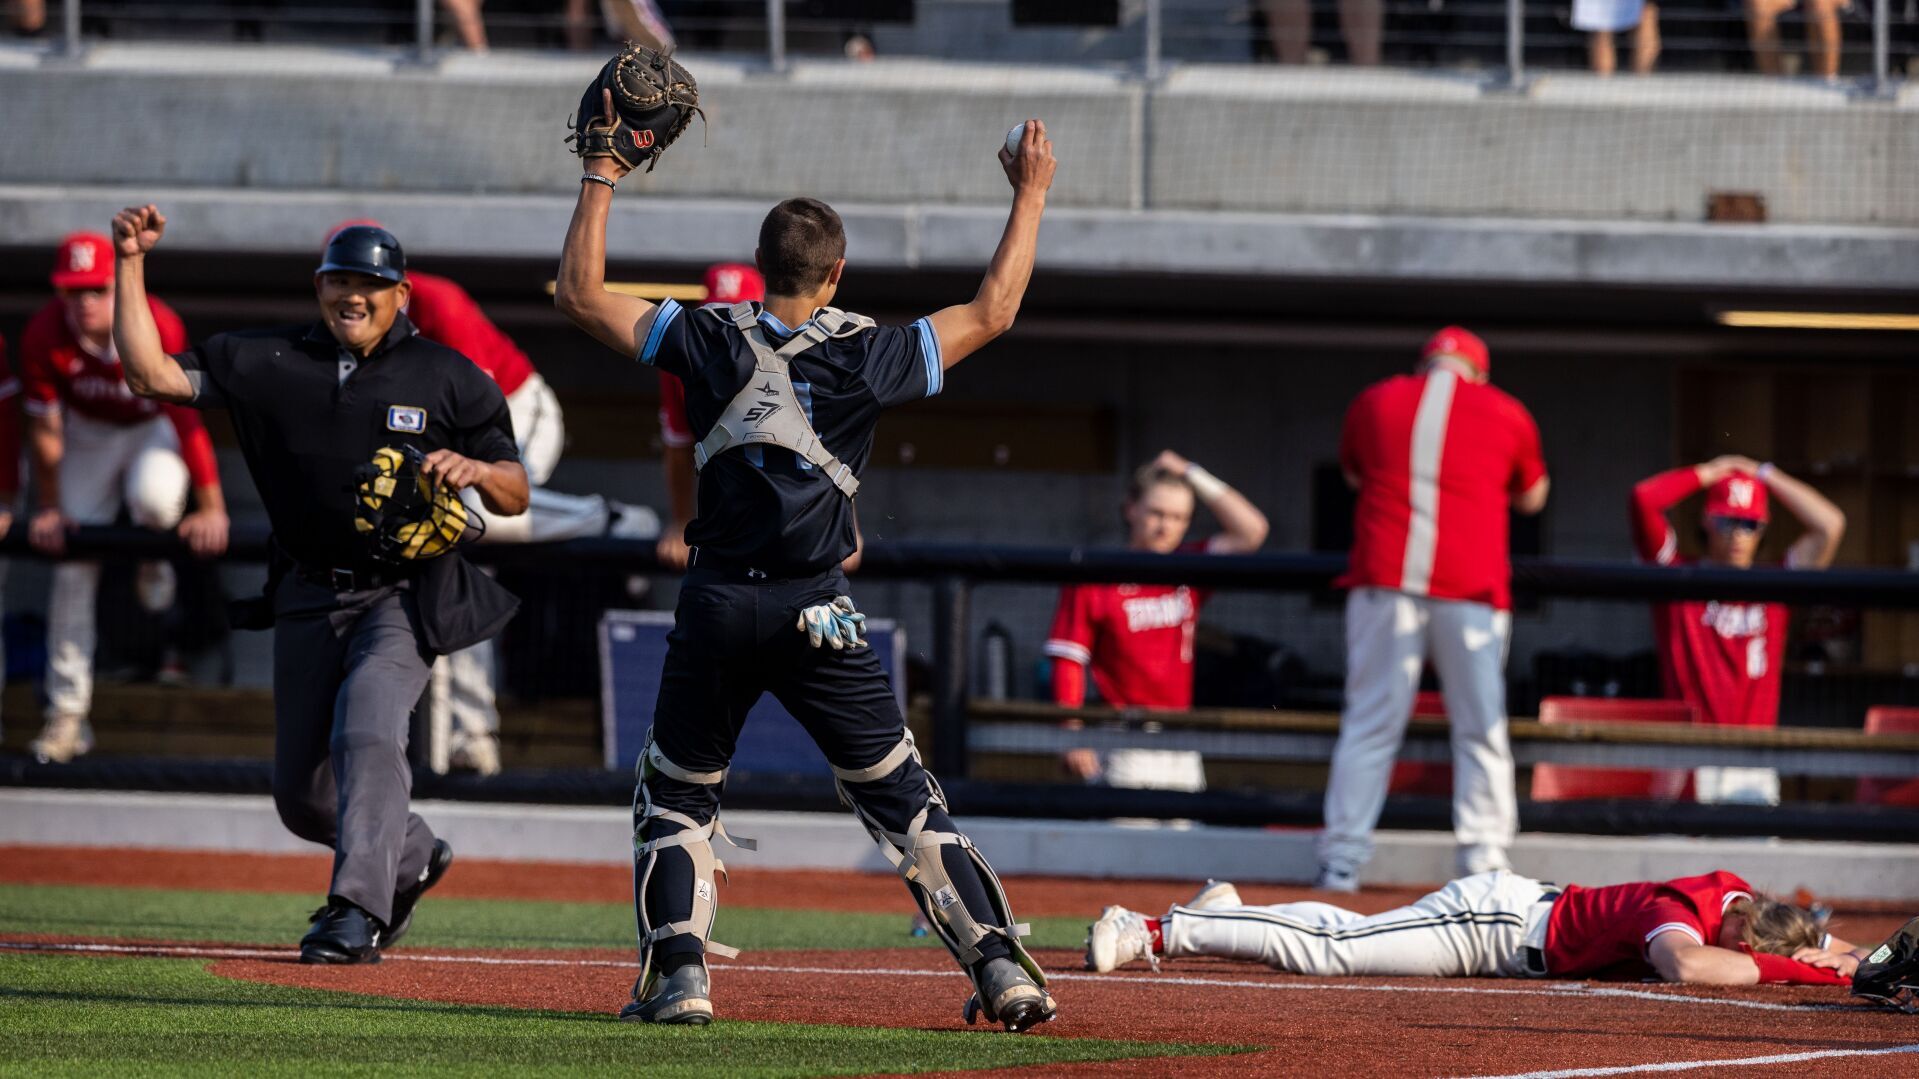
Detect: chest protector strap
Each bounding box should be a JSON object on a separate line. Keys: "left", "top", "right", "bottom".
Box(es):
{"left": 692, "top": 302, "right": 875, "bottom": 499}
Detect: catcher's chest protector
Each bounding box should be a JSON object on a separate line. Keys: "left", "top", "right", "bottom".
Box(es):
{"left": 692, "top": 303, "right": 873, "bottom": 499}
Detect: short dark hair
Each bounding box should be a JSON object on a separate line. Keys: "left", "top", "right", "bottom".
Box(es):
{"left": 758, "top": 198, "right": 846, "bottom": 297}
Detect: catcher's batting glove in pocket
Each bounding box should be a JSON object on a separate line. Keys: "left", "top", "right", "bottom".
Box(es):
{"left": 798, "top": 597, "right": 867, "bottom": 651}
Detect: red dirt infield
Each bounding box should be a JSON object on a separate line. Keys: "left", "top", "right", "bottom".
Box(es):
{"left": 7, "top": 845, "right": 1919, "bottom": 1075}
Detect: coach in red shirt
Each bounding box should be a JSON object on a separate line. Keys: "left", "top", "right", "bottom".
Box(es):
{"left": 1044, "top": 450, "right": 1268, "bottom": 791}
{"left": 1630, "top": 456, "right": 1843, "bottom": 805}
{"left": 1318, "top": 327, "right": 1548, "bottom": 891}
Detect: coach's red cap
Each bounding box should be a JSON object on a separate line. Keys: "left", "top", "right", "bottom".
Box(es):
{"left": 704, "top": 263, "right": 764, "bottom": 305}
{"left": 51, "top": 232, "right": 114, "bottom": 290}
{"left": 1704, "top": 473, "right": 1770, "bottom": 523}
{"left": 1421, "top": 325, "right": 1489, "bottom": 376}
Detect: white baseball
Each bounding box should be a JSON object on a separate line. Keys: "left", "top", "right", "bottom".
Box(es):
{"left": 1005, "top": 122, "right": 1028, "bottom": 158}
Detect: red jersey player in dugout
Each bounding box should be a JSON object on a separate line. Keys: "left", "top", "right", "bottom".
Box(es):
{"left": 1630, "top": 456, "right": 1844, "bottom": 804}
{"left": 1044, "top": 450, "right": 1268, "bottom": 791}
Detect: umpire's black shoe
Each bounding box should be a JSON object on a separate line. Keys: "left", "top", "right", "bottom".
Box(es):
{"left": 385, "top": 840, "right": 455, "bottom": 949}
{"left": 300, "top": 901, "right": 384, "bottom": 965}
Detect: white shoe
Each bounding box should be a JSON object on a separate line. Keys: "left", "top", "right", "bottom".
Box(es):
{"left": 605, "top": 502, "right": 661, "bottom": 541}
{"left": 136, "top": 560, "right": 177, "bottom": 613}
{"left": 1184, "top": 879, "right": 1242, "bottom": 911}
{"left": 1314, "top": 865, "right": 1360, "bottom": 894}
{"left": 31, "top": 714, "right": 94, "bottom": 764}
{"left": 1085, "top": 905, "right": 1159, "bottom": 973}
{"left": 448, "top": 734, "right": 502, "bottom": 777}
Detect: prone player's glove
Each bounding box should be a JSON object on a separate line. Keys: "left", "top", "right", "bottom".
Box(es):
{"left": 565, "top": 42, "right": 702, "bottom": 174}
{"left": 1853, "top": 915, "right": 1919, "bottom": 1012}
{"left": 797, "top": 596, "right": 867, "bottom": 651}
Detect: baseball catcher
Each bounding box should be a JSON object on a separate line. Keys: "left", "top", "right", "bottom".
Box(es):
{"left": 565, "top": 42, "right": 701, "bottom": 174}
{"left": 354, "top": 445, "right": 482, "bottom": 563}
{"left": 1853, "top": 916, "right": 1919, "bottom": 1012}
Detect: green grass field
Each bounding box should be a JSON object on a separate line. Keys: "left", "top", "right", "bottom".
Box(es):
{"left": 0, "top": 882, "right": 1243, "bottom": 1076}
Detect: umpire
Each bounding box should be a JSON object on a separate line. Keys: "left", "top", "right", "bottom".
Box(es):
{"left": 109, "top": 205, "right": 529, "bottom": 964}
{"left": 556, "top": 123, "right": 1058, "bottom": 1030}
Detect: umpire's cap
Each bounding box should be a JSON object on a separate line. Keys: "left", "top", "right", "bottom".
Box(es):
{"left": 317, "top": 224, "right": 406, "bottom": 284}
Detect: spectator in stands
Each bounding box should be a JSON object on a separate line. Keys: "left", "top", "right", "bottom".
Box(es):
{"left": 1630, "top": 456, "right": 1845, "bottom": 805}
{"left": 324, "top": 221, "right": 657, "bottom": 774}
{"left": 1044, "top": 451, "right": 1269, "bottom": 792}
{"left": 565, "top": 0, "right": 675, "bottom": 52}
{"left": 1319, "top": 327, "right": 1548, "bottom": 892}
{"left": 1746, "top": 0, "right": 1846, "bottom": 80}
{"left": 1576, "top": 0, "right": 1661, "bottom": 75}
{"left": 7, "top": 0, "right": 44, "bottom": 36}
{"left": 20, "top": 233, "right": 231, "bottom": 764}
{"left": 1261, "top": 0, "right": 1382, "bottom": 66}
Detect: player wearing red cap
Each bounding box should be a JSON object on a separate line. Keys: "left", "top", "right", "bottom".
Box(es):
{"left": 19, "top": 232, "right": 230, "bottom": 763}
{"left": 1086, "top": 869, "right": 1859, "bottom": 988}
{"left": 322, "top": 221, "right": 656, "bottom": 774}
{"left": 1043, "top": 450, "right": 1269, "bottom": 790}
{"left": 1630, "top": 456, "right": 1844, "bottom": 804}
{"left": 1319, "top": 327, "right": 1549, "bottom": 891}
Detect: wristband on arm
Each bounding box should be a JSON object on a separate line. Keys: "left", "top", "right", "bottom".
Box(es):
{"left": 1185, "top": 463, "right": 1227, "bottom": 503}
{"left": 1750, "top": 951, "right": 1848, "bottom": 985}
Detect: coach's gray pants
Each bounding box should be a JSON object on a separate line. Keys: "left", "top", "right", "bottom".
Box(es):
{"left": 271, "top": 575, "right": 439, "bottom": 926}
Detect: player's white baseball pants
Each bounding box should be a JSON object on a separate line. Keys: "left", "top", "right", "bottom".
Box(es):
{"left": 45, "top": 413, "right": 189, "bottom": 722}
{"left": 1104, "top": 747, "right": 1206, "bottom": 792}
{"left": 1163, "top": 870, "right": 1555, "bottom": 978}
{"left": 1320, "top": 587, "right": 1517, "bottom": 879}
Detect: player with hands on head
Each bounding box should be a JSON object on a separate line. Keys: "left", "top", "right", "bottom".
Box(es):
{"left": 556, "top": 107, "right": 1058, "bottom": 1030}
{"left": 1630, "top": 454, "right": 1844, "bottom": 805}
{"left": 1087, "top": 869, "right": 1862, "bottom": 990}
{"left": 19, "top": 230, "right": 231, "bottom": 764}
{"left": 1045, "top": 448, "right": 1269, "bottom": 789}
{"left": 111, "top": 203, "right": 527, "bottom": 966}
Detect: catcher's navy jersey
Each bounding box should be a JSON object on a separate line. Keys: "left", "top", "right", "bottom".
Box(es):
{"left": 642, "top": 299, "right": 941, "bottom": 576}
{"left": 174, "top": 314, "right": 518, "bottom": 572}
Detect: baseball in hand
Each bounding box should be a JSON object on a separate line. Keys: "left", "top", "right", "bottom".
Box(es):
{"left": 1005, "top": 122, "right": 1028, "bottom": 158}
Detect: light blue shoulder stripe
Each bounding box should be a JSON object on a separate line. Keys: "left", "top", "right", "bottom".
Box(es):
{"left": 912, "top": 317, "right": 942, "bottom": 397}
{"left": 639, "top": 299, "right": 683, "bottom": 365}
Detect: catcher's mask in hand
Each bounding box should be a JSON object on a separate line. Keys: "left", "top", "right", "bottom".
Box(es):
{"left": 353, "top": 445, "right": 483, "bottom": 563}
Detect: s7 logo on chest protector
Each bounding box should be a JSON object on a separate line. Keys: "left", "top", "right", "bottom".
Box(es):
{"left": 386, "top": 405, "right": 428, "bottom": 433}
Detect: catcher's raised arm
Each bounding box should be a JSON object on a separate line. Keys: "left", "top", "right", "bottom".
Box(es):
{"left": 555, "top": 44, "right": 701, "bottom": 358}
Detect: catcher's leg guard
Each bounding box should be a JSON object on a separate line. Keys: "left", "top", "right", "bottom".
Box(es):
{"left": 832, "top": 731, "right": 1056, "bottom": 1031}
{"left": 625, "top": 734, "right": 755, "bottom": 1022}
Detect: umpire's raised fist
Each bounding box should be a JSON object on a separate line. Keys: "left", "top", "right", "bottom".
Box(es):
{"left": 999, "top": 118, "right": 1057, "bottom": 196}
{"left": 112, "top": 204, "right": 167, "bottom": 257}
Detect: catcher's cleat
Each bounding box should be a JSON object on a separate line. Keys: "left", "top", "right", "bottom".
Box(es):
{"left": 620, "top": 963, "right": 714, "bottom": 1025}
{"left": 963, "top": 956, "right": 1058, "bottom": 1034}
{"left": 1852, "top": 915, "right": 1919, "bottom": 1014}
{"left": 1085, "top": 905, "right": 1159, "bottom": 974}
{"left": 1184, "top": 879, "right": 1242, "bottom": 911}
{"left": 385, "top": 839, "right": 455, "bottom": 949}
{"left": 301, "top": 902, "right": 383, "bottom": 965}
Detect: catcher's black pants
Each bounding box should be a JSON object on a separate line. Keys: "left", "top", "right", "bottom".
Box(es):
{"left": 641, "top": 565, "right": 1011, "bottom": 968}
{"left": 271, "top": 574, "right": 439, "bottom": 927}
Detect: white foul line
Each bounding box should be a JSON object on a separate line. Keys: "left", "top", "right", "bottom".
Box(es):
{"left": 1454, "top": 1042, "right": 1919, "bottom": 1079}
{"left": 0, "top": 939, "right": 1856, "bottom": 1015}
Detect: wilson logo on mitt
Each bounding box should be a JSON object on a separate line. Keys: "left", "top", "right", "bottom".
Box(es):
{"left": 353, "top": 445, "right": 483, "bottom": 563}
{"left": 566, "top": 43, "right": 701, "bottom": 173}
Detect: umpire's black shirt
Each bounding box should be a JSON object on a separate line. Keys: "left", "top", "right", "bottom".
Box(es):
{"left": 643, "top": 300, "right": 943, "bottom": 577}
{"left": 173, "top": 314, "right": 519, "bottom": 574}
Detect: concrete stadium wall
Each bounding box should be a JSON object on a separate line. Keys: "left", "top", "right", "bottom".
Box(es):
{"left": 2, "top": 44, "right": 1915, "bottom": 227}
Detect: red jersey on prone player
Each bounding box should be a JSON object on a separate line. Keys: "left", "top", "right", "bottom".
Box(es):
{"left": 1044, "top": 540, "right": 1224, "bottom": 710}
{"left": 16, "top": 298, "right": 220, "bottom": 490}
{"left": 1544, "top": 871, "right": 1753, "bottom": 979}
{"left": 1630, "top": 468, "right": 1788, "bottom": 728}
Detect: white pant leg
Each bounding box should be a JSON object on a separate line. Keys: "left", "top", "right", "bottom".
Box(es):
{"left": 1427, "top": 600, "right": 1517, "bottom": 876}
{"left": 444, "top": 638, "right": 499, "bottom": 739}
{"left": 1163, "top": 870, "right": 1546, "bottom": 977}
{"left": 1320, "top": 588, "right": 1427, "bottom": 873}
{"left": 1105, "top": 748, "right": 1206, "bottom": 792}
{"left": 1694, "top": 766, "right": 1781, "bottom": 806}
{"left": 46, "top": 415, "right": 147, "bottom": 721}
{"left": 474, "top": 377, "right": 610, "bottom": 544}
{"left": 123, "top": 418, "right": 189, "bottom": 529}
{"left": 510, "top": 376, "right": 564, "bottom": 487}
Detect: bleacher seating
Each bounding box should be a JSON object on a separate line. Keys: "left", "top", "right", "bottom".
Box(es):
{"left": 1530, "top": 696, "right": 1695, "bottom": 801}
{"left": 1856, "top": 706, "right": 1919, "bottom": 808}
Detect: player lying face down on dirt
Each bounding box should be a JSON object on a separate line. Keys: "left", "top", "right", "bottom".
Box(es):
{"left": 1086, "top": 869, "right": 1875, "bottom": 988}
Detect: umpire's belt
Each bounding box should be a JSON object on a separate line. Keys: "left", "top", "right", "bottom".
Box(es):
{"left": 296, "top": 564, "right": 408, "bottom": 593}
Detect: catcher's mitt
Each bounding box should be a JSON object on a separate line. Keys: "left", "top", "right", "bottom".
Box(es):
{"left": 1852, "top": 915, "right": 1919, "bottom": 1013}
{"left": 565, "top": 43, "right": 701, "bottom": 174}
{"left": 353, "top": 445, "right": 481, "bottom": 564}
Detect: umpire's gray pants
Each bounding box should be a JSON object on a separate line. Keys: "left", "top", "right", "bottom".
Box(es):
{"left": 271, "top": 575, "right": 438, "bottom": 926}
